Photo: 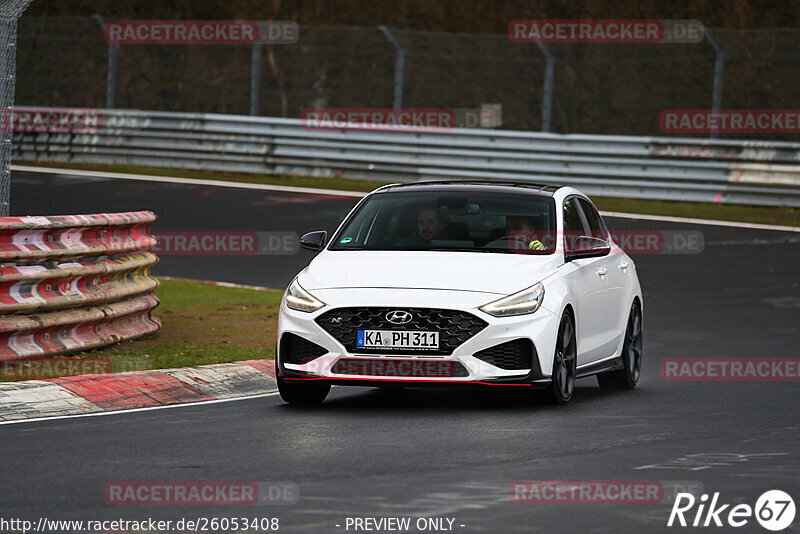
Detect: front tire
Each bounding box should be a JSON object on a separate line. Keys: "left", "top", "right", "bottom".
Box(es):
{"left": 597, "top": 301, "right": 642, "bottom": 390}
{"left": 277, "top": 376, "right": 330, "bottom": 405}
{"left": 547, "top": 312, "right": 577, "bottom": 404}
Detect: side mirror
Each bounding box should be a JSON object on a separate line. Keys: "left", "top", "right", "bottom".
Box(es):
{"left": 565, "top": 235, "right": 611, "bottom": 262}
{"left": 300, "top": 230, "right": 328, "bottom": 251}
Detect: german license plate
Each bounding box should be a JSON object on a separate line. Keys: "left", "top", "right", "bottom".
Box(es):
{"left": 356, "top": 330, "right": 439, "bottom": 350}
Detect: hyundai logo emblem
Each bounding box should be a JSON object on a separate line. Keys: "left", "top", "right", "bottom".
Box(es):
{"left": 386, "top": 310, "right": 413, "bottom": 325}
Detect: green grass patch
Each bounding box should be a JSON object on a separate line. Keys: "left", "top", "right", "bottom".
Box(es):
{"left": 17, "top": 161, "right": 799, "bottom": 227}
{"left": 0, "top": 279, "right": 282, "bottom": 382}
{"left": 102, "top": 344, "right": 273, "bottom": 374}
{"left": 593, "top": 196, "right": 799, "bottom": 227}
{"left": 155, "top": 278, "right": 283, "bottom": 310}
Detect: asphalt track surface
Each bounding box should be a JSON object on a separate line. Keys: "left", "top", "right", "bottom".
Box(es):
{"left": 2, "top": 170, "right": 799, "bottom": 533}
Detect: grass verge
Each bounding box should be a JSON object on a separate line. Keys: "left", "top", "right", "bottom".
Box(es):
{"left": 16, "top": 161, "right": 799, "bottom": 227}
{"left": 0, "top": 279, "right": 281, "bottom": 382}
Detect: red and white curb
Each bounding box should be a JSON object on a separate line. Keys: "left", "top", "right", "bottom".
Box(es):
{"left": 0, "top": 359, "right": 276, "bottom": 422}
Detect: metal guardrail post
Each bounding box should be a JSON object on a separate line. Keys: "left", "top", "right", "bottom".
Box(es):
{"left": 250, "top": 43, "right": 262, "bottom": 116}
{"left": 704, "top": 28, "right": 725, "bottom": 140}
{"left": 379, "top": 25, "right": 405, "bottom": 111}
{"left": 94, "top": 15, "right": 118, "bottom": 109}
{"left": 535, "top": 42, "right": 555, "bottom": 133}
{"left": 107, "top": 43, "right": 119, "bottom": 109}
{"left": 0, "top": 0, "right": 34, "bottom": 217}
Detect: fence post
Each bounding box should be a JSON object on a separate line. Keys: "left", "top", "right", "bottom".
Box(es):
{"left": 379, "top": 25, "right": 405, "bottom": 111}
{"left": 704, "top": 28, "right": 725, "bottom": 139}
{"left": 107, "top": 43, "right": 118, "bottom": 109}
{"left": 535, "top": 42, "right": 555, "bottom": 133}
{"left": 0, "top": 0, "right": 34, "bottom": 216}
{"left": 250, "top": 43, "right": 262, "bottom": 115}
{"left": 93, "top": 15, "right": 118, "bottom": 109}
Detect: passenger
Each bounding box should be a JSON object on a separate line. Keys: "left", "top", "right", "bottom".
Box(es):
{"left": 507, "top": 216, "right": 545, "bottom": 251}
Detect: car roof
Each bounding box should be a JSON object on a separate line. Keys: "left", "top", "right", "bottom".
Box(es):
{"left": 375, "top": 180, "right": 562, "bottom": 196}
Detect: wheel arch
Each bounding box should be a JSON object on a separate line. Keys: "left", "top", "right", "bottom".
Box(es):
{"left": 562, "top": 302, "right": 575, "bottom": 321}
{"left": 632, "top": 294, "right": 643, "bottom": 320}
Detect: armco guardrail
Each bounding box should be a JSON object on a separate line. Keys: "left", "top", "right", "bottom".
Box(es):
{"left": 0, "top": 211, "right": 160, "bottom": 361}
{"left": 11, "top": 107, "right": 800, "bottom": 207}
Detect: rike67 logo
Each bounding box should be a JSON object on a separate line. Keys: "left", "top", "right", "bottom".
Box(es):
{"left": 668, "top": 490, "right": 795, "bottom": 531}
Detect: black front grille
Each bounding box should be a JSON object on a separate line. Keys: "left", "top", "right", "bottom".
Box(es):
{"left": 474, "top": 339, "right": 535, "bottom": 370}
{"left": 280, "top": 333, "right": 328, "bottom": 364}
{"left": 331, "top": 358, "right": 469, "bottom": 378}
{"left": 316, "top": 307, "right": 488, "bottom": 355}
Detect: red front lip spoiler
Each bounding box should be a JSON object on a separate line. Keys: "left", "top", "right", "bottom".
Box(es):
{"left": 284, "top": 376, "right": 551, "bottom": 387}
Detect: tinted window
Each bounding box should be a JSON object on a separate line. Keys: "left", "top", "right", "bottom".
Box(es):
{"left": 563, "top": 198, "right": 584, "bottom": 233}
{"left": 563, "top": 198, "right": 586, "bottom": 251}
{"left": 329, "top": 190, "right": 557, "bottom": 254}
{"left": 576, "top": 198, "right": 608, "bottom": 240}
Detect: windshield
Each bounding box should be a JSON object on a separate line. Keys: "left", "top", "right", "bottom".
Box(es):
{"left": 329, "top": 190, "right": 557, "bottom": 254}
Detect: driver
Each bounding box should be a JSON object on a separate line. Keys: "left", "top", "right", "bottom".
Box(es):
{"left": 396, "top": 207, "right": 447, "bottom": 246}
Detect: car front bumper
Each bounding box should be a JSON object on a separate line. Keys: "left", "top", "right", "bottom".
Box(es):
{"left": 277, "top": 288, "right": 560, "bottom": 386}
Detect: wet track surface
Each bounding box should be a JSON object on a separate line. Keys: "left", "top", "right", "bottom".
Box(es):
{"left": 2, "top": 170, "right": 799, "bottom": 533}
{"left": 8, "top": 170, "right": 360, "bottom": 288}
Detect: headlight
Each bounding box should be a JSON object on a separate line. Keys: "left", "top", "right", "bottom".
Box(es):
{"left": 285, "top": 279, "right": 326, "bottom": 313}
{"left": 479, "top": 282, "right": 545, "bottom": 317}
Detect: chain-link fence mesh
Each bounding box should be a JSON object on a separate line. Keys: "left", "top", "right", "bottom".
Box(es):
{"left": 0, "top": 1, "right": 32, "bottom": 216}
{"left": 14, "top": 17, "right": 800, "bottom": 140}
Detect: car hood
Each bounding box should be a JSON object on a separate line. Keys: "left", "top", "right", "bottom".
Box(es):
{"left": 298, "top": 250, "right": 562, "bottom": 296}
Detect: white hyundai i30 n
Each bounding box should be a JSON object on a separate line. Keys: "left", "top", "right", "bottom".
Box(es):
{"left": 277, "top": 182, "right": 643, "bottom": 405}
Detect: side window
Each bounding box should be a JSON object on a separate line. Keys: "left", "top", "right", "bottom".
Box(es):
{"left": 576, "top": 198, "right": 608, "bottom": 240}
{"left": 563, "top": 198, "right": 586, "bottom": 251}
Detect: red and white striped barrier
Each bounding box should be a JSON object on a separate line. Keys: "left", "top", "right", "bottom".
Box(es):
{"left": 0, "top": 253, "right": 157, "bottom": 313}
{"left": 0, "top": 212, "right": 160, "bottom": 361}
{"left": 0, "top": 211, "right": 157, "bottom": 262}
